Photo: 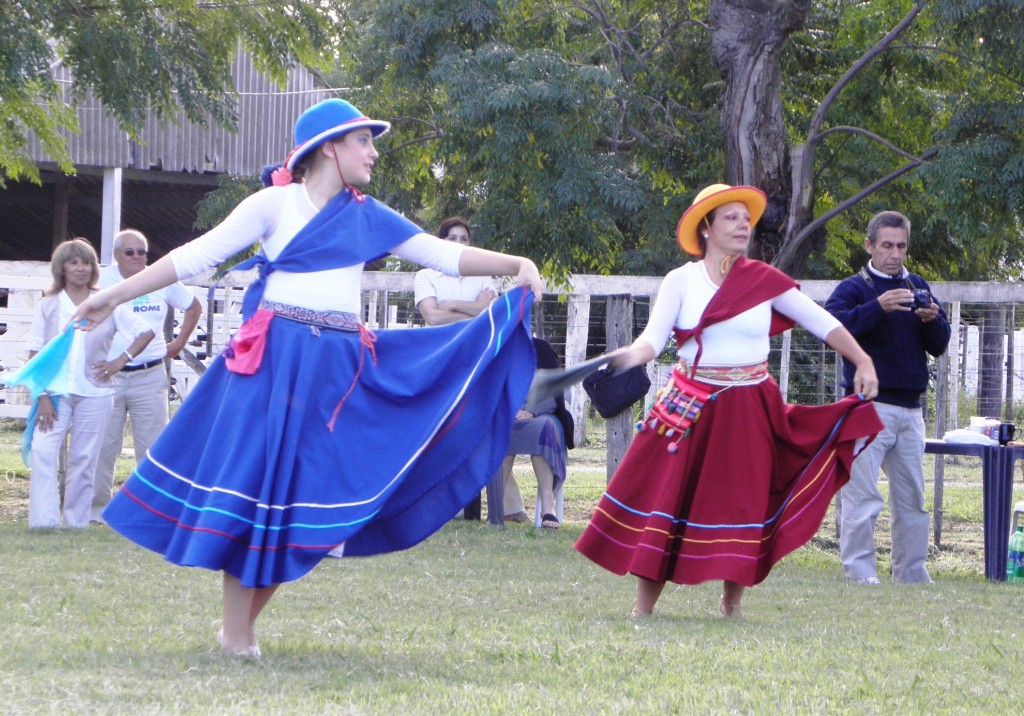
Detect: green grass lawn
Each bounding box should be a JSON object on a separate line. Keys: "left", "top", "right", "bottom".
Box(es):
{"left": 1, "top": 419, "right": 1023, "bottom": 714}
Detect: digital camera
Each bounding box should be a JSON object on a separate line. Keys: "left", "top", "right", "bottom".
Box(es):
{"left": 912, "top": 288, "right": 931, "bottom": 309}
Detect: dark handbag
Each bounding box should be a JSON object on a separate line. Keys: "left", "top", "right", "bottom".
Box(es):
{"left": 553, "top": 398, "right": 576, "bottom": 450}
{"left": 533, "top": 337, "right": 575, "bottom": 449}
{"left": 583, "top": 365, "right": 652, "bottom": 419}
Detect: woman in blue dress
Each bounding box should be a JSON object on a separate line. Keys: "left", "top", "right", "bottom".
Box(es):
{"left": 73, "top": 99, "right": 544, "bottom": 657}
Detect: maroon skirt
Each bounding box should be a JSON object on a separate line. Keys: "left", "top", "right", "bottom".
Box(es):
{"left": 575, "top": 375, "right": 882, "bottom": 587}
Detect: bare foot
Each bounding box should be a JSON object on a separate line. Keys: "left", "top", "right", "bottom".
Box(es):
{"left": 719, "top": 597, "right": 745, "bottom": 621}
{"left": 218, "top": 628, "right": 262, "bottom": 658}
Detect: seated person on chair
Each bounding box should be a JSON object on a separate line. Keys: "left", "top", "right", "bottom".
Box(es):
{"left": 501, "top": 338, "right": 574, "bottom": 527}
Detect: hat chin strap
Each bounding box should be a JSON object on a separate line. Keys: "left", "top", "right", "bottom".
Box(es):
{"left": 330, "top": 143, "right": 365, "bottom": 203}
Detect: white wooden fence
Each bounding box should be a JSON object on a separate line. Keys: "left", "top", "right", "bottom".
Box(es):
{"left": 3, "top": 261, "right": 1024, "bottom": 441}
{"left": 6, "top": 260, "right": 1022, "bottom": 547}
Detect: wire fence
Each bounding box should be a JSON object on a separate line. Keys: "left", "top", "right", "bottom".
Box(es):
{"left": 4, "top": 264, "right": 1024, "bottom": 433}
{"left": 3, "top": 267, "right": 1024, "bottom": 559}
{"left": 362, "top": 288, "right": 1024, "bottom": 424}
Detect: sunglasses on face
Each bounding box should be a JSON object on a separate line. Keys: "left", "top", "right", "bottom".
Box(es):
{"left": 121, "top": 249, "right": 148, "bottom": 257}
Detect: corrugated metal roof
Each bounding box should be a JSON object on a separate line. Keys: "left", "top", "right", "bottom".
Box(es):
{"left": 29, "top": 53, "right": 330, "bottom": 175}
{"left": 3, "top": 53, "right": 334, "bottom": 261}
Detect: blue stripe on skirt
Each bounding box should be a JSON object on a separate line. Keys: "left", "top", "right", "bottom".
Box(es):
{"left": 103, "top": 288, "right": 536, "bottom": 587}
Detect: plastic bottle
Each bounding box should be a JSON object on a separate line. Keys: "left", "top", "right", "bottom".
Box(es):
{"left": 1007, "top": 526, "right": 1024, "bottom": 584}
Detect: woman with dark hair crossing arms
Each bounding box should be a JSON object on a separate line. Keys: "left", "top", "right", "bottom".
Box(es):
{"left": 576, "top": 184, "right": 882, "bottom": 620}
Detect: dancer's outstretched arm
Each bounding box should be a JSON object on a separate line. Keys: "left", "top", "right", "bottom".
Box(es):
{"left": 73, "top": 258, "right": 179, "bottom": 330}
{"left": 458, "top": 247, "right": 544, "bottom": 299}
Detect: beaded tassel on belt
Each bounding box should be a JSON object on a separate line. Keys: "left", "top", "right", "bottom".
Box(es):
{"left": 636, "top": 371, "right": 732, "bottom": 453}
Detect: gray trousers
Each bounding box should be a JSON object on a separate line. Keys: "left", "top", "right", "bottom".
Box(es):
{"left": 840, "top": 401, "right": 931, "bottom": 583}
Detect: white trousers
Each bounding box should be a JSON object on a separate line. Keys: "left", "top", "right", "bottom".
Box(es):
{"left": 840, "top": 401, "right": 931, "bottom": 583}
{"left": 92, "top": 365, "right": 169, "bottom": 521}
{"left": 29, "top": 394, "right": 112, "bottom": 528}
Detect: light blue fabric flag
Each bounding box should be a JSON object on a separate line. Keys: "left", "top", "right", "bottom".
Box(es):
{"left": 2, "top": 320, "right": 81, "bottom": 399}
{"left": 2, "top": 320, "right": 81, "bottom": 467}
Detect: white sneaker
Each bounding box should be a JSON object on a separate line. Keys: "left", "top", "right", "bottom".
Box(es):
{"left": 851, "top": 576, "right": 881, "bottom": 585}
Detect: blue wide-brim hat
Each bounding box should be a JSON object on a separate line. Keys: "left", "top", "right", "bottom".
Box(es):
{"left": 286, "top": 99, "right": 391, "bottom": 170}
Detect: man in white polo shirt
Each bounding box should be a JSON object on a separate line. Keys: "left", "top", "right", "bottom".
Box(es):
{"left": 91, "top": 229, "right": 203, "bottom": 523}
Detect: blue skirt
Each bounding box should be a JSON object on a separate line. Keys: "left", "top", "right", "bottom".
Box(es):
{"left": 103, "top": 289, "right": 536, "bottom": 588}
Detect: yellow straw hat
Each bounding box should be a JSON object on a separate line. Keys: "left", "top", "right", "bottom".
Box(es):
{"left": 675, "top": 184, "right": 767, "bottom": 256}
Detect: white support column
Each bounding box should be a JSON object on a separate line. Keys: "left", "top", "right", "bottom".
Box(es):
{"left": 100, "top": 167, "right": 123, "bottom": 264}
{"left": 365, "top": 290, "right": 379, "bottom": 328}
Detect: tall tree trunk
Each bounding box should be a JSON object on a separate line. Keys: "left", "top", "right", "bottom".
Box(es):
{"left": 708, "top": 0, "right": 810, "bottom": 265}
{"left": 776, "top": 3, "right": 924, "bottom": 275}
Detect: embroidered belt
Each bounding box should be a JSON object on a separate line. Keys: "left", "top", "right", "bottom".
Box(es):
{"left": 121, "top": 358, "right": 164, "bottom": 372}
{"left": 678, "top": 359, "right": 769, "bottom": 387}
{"left": 261, "top": 300, "right": 361, "bottom": 332}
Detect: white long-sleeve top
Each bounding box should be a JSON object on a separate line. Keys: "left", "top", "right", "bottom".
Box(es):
{"left": 170, "top": 183, "right": 464, "bottom": 314}
{"left": 637, "top": 261, "right": 841, "bottom": 366}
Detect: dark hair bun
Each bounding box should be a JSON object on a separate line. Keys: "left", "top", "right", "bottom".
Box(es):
{"left": 260, "top": 163, "right": 284, "bottom": 188}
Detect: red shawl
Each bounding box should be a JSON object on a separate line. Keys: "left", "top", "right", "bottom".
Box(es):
{"left": 673, "top": 255, "right": 798, "bottom": 372}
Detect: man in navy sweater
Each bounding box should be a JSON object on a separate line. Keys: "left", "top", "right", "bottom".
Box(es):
{"left": 825, "top": 211, "right": 951, "bottom": 584}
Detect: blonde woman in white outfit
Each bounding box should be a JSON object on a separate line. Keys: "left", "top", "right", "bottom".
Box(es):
{"left": 26, "top": 239, "right": 154, "bottom": 528}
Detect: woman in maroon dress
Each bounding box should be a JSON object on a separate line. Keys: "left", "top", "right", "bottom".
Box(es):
{"left": 575, "top": 185, "right": 882, "bottom": 620}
